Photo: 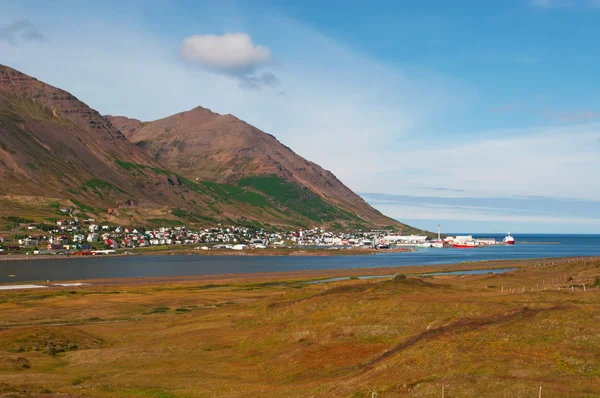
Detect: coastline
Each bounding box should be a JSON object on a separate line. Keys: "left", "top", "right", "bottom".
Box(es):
{"left": 1, "top": 256, "right": 595, "bottom": 288}
{"left": 0, "top": 246, "right": 412, "bottom": 262}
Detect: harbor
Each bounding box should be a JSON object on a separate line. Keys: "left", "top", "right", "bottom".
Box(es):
{"left": 1, "top": 234, "right": 598, "bottom": 284}
{"left": 378, "top": 225, "right": 523, "bottom": 249}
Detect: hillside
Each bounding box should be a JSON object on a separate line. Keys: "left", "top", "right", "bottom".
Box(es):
{"left": 0, "top": 64, "right": 420, "bottom": 231}
{"left": 106, "top": 107, "right": 408, "bottom": 229}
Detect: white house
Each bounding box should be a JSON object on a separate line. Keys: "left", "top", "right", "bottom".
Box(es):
{"left": 87, "top": 233, "right": 99, "bottom": 243}
{"left": 18, "top": 238, "right": 39, "bottom": 246}
{"left": 72, "top": 234, "right": 85, "bottom": 243}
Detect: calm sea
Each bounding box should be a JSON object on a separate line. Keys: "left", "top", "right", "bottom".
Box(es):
{"left": 1, "top": 234, "right": 599, "bottom": 283}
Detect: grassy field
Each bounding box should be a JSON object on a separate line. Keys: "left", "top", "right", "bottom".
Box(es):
{"left": 0, "top": 258, "right": 599, "bottom": 397}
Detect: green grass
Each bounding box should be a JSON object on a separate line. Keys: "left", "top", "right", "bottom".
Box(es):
{"left": 200, "top": 181, "right": 243, "bottom": 197}
{"left": 147, "top": 218, "right": 185, "bottom": 226}
{"left": 170, "top": 208, "right": 189, "bottom": 218}
{"left": 234, "top": 191, "right": 269, "bottom": 207}
{"left": 176, "top": 175, "right": 205, "bottom": 194}
{"left": 115, "top": 160, "right": 147, "bottom": 172}
{"left": 199, "top": 180, "right": 270, "bottom": 208}
{"left": 25, "top": 162, "right": 38, "bottom": 170}
{"left": 1, "top": 94, "right": 74, "bottom": 128}
{"left": 169, "top": 208, "right": 212, "bottom": 224}
{"left": 238, "top": 175, "right": 361, "bottom": 223}
{"left": 149, "top": 306, "right": 170, "bottom": 314}
{"left": 0, "top": 140, "right": 16, "bottom": 154}
{"left": 70, "top": 199, "right": 97, "bottom": 213}
{"left": 82, "top": 178, "right": 126, "bottom": 197}
{"left": 6, "top": 216, "right": 34, "bottom": 224}
{"left": 226, "top": 218, "right": 264, "bottom": 230}
{"left": 150, "top": 167, "right": 172, "bottom": 176}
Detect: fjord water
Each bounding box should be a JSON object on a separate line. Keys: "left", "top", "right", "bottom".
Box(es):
{"left": 1, "top": 234, "right": 600, "bottom": 283}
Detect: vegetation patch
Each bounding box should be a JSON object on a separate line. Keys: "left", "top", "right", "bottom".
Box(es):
{"left": 200, "top": 181, "right": 242, "bottom": 197}
{"left": 47, "top": 202, "right": 61, "bottom": 209}
{"left": 6, "top": 216, "right": 34, "bottom": 224}
{"left": 148, "top": 306, "right": 170, "bottom": 314}
{"left": 115, "top": 160, "right": 147, "bottom": 172}
{"left": 147, "top": 218, "right": 185, "bottom": 226}
{"left": 0, "top": 140, "right": 16, "bottom": 154}
{"left": 237, "top": 175, "right": 361, "bottom": 222}
{"left": 150, "top": 167, "right": 172, "bottom": 176}
{"left": 177, "top": 175, "right": 205, "bottom": 194}
{"left": 234, "top": 191, "right": 269, "bottom": 207}
{"left": 0, "top": 327, "right": 104, "bottom": 355}
{"left": 71, "top": 199, "right": 96, "bottom": 213}
{"left": 82, "top": 178, "right": 126, "bottom": 197}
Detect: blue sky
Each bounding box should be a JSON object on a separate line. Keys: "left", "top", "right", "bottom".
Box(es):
{"left": 2, "top": 0, "right": 600, "bottom": 233}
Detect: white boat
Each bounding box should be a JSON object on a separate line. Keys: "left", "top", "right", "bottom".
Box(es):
{"left": 416, "top": 242, "right": 431, "bottom": 248}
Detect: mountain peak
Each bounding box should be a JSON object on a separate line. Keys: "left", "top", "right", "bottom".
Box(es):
{"left": 108, "top": 105, "right": 404, "bottom": 228}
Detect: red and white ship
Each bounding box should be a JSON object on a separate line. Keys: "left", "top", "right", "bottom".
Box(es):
{"left": 503, "top": 233, "right": 515, "bottom": 245}
{"left": 452, "top": 241, "right": 477, "bottom": 248}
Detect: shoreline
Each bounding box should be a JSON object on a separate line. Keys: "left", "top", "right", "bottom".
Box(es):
{"left": 1, "top": 256, "right": 596, "bottom": 288}
{"left": 0, "top": 246, "right": 414, "bottom": 262}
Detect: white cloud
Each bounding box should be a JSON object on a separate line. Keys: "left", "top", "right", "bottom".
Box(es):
{"left": 0, "top": 20, "right": 43, "bottom": 45}
{"left": 180, "top": 32, "right": 278, "bottom": 90}
{"left": 372, "top": 202, "right": 600, "bottom": 225}
{"left": 351, "top": 124, "right": 600, "bottom": 202}
{"left": 181, "top": 33, "right": 271, "bottom": 72}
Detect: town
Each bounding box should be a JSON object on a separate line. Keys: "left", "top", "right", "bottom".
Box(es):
{"left": 0, "top": 217, "right": 430, "bottom": 256}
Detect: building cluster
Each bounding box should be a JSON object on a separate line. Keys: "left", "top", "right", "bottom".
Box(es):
{"left": 1, "top": 219, "right": 409, "bottom": 254}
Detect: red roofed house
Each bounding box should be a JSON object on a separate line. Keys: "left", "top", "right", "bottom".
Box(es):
{"left": 104, "top": 238, "right": 120, "bottom": 249}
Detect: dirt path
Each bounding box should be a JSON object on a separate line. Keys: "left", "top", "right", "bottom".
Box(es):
{"left": 356, "top": 305, "right": 563, "bottom": 375}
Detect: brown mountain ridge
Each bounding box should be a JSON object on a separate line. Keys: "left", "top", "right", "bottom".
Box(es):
{"left": 105, "top": 107, "right": 399, "bottom": 228}
{"left": 0, "top": 64, "right": 421, "bottom": 232}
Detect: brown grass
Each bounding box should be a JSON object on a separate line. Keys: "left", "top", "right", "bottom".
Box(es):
{"left": 0, "top": 258, "right": 599, "bottom": 397}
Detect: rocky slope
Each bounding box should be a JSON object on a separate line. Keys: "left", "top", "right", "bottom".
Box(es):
{"left": 106, "top": 107, "right": 405, "bottom": 228}
{"left": 0, "top": 65, "right": 283, "bottom": 227}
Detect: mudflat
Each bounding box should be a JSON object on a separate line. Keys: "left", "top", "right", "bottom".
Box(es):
{"left": 0, "top": 258, "right": 598, "bottom": 397}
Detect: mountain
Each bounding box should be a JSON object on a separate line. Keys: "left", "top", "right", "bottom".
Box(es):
{"left": 0, "top": 65, "right": 232, "bottom": 226}
{"left": 106, "top": 107, "right": 408, "bottom": 229}
{"left": 0, "top": 64, "right": 421, "bottom": 232}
